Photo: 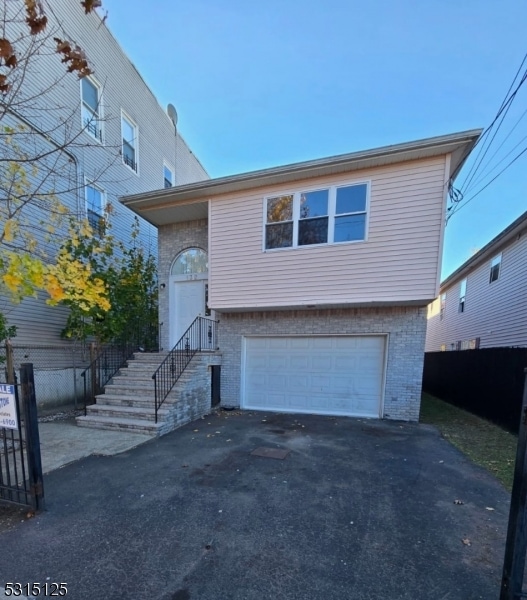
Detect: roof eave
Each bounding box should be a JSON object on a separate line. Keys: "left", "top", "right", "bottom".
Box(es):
{"left": 441, "top": 210, "right": 527, "bottom": 290}
{"left": 121, "top": 129, "right": 482, "bottom": 213}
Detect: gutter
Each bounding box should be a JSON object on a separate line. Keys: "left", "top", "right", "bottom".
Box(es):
{"left": 441, "top": 209, "right": 527, "bottom": 290}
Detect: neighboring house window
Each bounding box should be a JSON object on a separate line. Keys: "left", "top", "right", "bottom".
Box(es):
{"left": 458, "top": 279, "right": 467, "bottom": 313}
{"left": 164, "top": 164, "right": 174, "bottom": 188}
{"left": 85, "top": 183, "right": 105, "bottom": 235}
{"left": 440, "top": 344, "right": 446, "bottom": 352}
{"left": 489, "top": 254, "right": 501, "bottom": 283}
{"left": 460, "top": 340, "right": 470, "bottom": 350}
{"left": 265, "top": 182, "right": 368, "bottom": 250}
{"left": 440, "top": 293, "right": 446, "bottom": 320}
{"left": 81, "top": 77, "right": 103, "bottom": 142}
{"left": 121, "top": 112, "right": 138, "bottom": 172}
{"left": 469, "top": 337, "right": 480, "bottom": 349}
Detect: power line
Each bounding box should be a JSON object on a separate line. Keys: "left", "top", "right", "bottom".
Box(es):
{"left": 450, "top": 144, "right": 527, "bottom": 216}
{"left": 460, "top": 67, "right": 527, "bottom": 194}
{"left": 458, "top": 52, "right": 527, "bottom": 193}
{"left": 464, "top": 126, "right": 527, "bottom": 195}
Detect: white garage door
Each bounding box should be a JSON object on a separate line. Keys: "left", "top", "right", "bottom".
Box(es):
{"left": 242, "top": 336, "right": 386, "bottom": 418}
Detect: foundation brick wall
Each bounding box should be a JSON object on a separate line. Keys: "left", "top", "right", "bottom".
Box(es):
{"left": 217, "top": 306, "right": 427, "bottom": 422}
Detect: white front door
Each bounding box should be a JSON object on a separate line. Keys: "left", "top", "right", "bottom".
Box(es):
{"left": 172, "top": 280, "right": 205, "bottom": 345}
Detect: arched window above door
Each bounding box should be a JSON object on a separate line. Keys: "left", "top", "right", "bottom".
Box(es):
{"left": 171, "top": 248, "right": 208, "bottom": 275}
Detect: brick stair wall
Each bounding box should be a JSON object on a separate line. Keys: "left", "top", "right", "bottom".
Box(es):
{"left": 76, "top": 350, "right": 222, "bottom": 436}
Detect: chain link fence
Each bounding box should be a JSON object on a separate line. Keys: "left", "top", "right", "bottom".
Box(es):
{"left": 1, "top": 343, "right": 92, "bottom": 410}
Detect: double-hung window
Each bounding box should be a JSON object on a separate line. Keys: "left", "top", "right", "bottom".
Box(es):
{"left": 459, "top": 279, "right": 467, "bottom": 313}
{"left": 81, "top": 77, "right": 103, "bottom": 142}
{"left": 489, "top": 254, "right": 501, "bottom": 283}
{"left": 265, "top": 182, "right": 368, "bottom": 250}
{"left": 121, "top": 112, "right": 138, "bottom": 172}
{"left": 85, "top": 183, "right": 105, "bottom": 235}
{"left": 163, "top": 164, "right": 174, "bottom": 188}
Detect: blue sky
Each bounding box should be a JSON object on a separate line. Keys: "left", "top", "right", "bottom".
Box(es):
{"left": 100, "top": 0, "right": 526, "bottom": 278}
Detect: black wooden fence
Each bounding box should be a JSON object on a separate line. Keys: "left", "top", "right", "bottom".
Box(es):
{"left": 423, "top": 348, "right": 527, "bottom": 433}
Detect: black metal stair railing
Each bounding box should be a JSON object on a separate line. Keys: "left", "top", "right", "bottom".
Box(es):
{"left": 152, "top": 317, "right": 218, "bottom": 423}
{"left": 81, "top": 343, "right": 139, "bottom": 411}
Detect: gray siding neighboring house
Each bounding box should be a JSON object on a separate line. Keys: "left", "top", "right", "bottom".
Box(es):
{"left": 1, "top": 1, "right": 208, "bottom": 344}
{"left": 123, "top": 130, "right": 480, "bottom": 423}
{"left": 426, "top": 210, "right": 527, "bottom": 351}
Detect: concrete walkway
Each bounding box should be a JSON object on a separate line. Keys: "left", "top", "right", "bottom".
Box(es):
{"left": 0, "top": 411, "right": 510, "bottom": 599}
{"left": 38, "top": 419, "right": 152, "bottom": 474}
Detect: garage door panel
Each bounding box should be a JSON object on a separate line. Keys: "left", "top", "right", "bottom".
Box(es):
{"left": 289, "top": 375, "right": 309, "bottom": 390}
{"left": 290, "top": 338, "right": 310, "bottom": 349}
{"left": 311, "top": 337, "right": 335, "bottom": 350}
{"left": 243, "top": 335, "right": 385, "bottom": 418}
{"left": 267, "top": 375, "right": 288, "bottom": 391}
{"left": 290, "top": 355, "right": 309, "bottom": 369}
{"left": 311, "top": 356, "right": 333, "bottom": 371}
{"left": 268, "top": 338, "right": 288, "bottom": 350}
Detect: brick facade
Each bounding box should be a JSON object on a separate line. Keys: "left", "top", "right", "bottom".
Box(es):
{"left": 217, "top": 307, "right": 427, "bottom": 422}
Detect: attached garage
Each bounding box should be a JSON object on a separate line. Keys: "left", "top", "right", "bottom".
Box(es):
{"left": 242, "top": 335, "right": 386, "bottom": 418}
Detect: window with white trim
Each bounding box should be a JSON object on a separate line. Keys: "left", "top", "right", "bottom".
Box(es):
{"left": 81, "top": 77, "right": 103, "bottom": 142}
{"left": 489, "top": 254, "right": 501, "bottom": 283}
{"left": 85, "top": 183, "right": 105, "bottom": 235}
{"left": 459, "top": 279, "right": 467, "bottom": 313}
{"left": 264, "top": 182, "right": 368, "bottom": 250}
{"left": 121, "top": 112, "right": 138, "bottom": 172}
{"left": 163, "top": 164, "right": 174, "bottom": 188}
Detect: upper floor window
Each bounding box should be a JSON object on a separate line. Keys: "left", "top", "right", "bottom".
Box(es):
{"left": 459, "top": 279, "right": 467, "bottom": 313}
{"left": 121, "top": 112, "right": 138, "bottom": 172}
{"left": 85, "top": 182, "right": 105, "bottom": 236}
{"left": 440, "top": 293, "right": 446, "bottom": 320}
{"left": 265, "top": 182, "right": 368, "bottom": 250}
{"left": 81, "top": 77, "right": 103, "bottom": 142}
{"left": 489, "top": 254, "right": 501, "bottom": 283}
{"left": 164, "top": 164, "right": 174, "bottom": 188}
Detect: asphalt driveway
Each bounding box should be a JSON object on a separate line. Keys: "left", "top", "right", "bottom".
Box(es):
{"left": 0, "top": 411, "right": 509, "bottom": 599}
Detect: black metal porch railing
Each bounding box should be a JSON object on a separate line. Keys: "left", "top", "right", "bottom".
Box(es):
{"left": 152, "top": 316, "right": 218, "bottom": 423}
{"left": 81, "top": 343, "right": 138, "bottom": 411}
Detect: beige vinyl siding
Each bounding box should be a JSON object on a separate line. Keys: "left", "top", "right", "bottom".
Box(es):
{"left": 425, "top": 233, "right": 527, "bottom": 350}
{"left": 209, "top": 157, "right": 447, "bottom": 310}
{"left": 1, "top": 0, "right": 208, "bottom": 342}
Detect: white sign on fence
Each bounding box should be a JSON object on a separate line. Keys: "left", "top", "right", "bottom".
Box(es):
{"left": 0, "top": 384, "right": 18, "bottom": 430}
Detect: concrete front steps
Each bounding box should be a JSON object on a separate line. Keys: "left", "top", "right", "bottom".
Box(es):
{"left": 76, "top": 350, "right": 222, "bottom": 436}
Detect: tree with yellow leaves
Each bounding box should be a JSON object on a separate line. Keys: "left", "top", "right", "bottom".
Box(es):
{"left": 0, "top": 0, "right": 124, "bottom": 340}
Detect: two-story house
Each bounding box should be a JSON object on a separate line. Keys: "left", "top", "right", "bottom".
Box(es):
{"left": 1, "top": 0, "right": 207, "bottom": 345}
{"left": 426, "top": 209, "right": 527, "bottom": 351}
{"left": 107, "top": 129, "right": 480, "bottom": 432}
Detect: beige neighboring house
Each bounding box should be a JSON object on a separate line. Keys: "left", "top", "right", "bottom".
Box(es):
{"left": 122, "top": 130, "right": 480, "bottom": 423}
{"left": 426, "top": 210, "right": 527, "bottom": 352}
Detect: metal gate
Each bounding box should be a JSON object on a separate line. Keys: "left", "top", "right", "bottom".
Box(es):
{"left": 0, "top": 363, "right": 45, "bottom": 510}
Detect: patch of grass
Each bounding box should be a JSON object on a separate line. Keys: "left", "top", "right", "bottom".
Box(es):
{"left": 420, "top": 392, "right": 517, "bottom": 491}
